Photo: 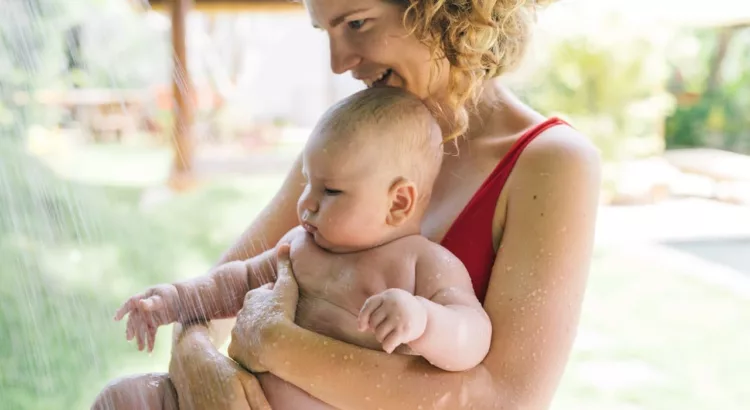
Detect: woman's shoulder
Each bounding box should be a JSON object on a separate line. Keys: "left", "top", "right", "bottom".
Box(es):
{"left": 509, "top": 119, "right": 602, "bottom": 197}
{"left": 517, "top": 122, "right": 601, "bottom": 177}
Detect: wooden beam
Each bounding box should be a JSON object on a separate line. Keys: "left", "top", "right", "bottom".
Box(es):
{"left": 146, "top": 0, "right": 303, "bottom": 12}
{"left": 168, "top": 0, "right": 195, "bottom": 191}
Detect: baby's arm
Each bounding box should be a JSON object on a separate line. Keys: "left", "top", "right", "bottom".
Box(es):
{"left": 407, "top": 243, "right": 492, "bottom": 371}
{"left": 169, "top": 249, "right": 277, "bottom": 323}
{"left": 115, "top": 227, "right": 302, "bottom": 350}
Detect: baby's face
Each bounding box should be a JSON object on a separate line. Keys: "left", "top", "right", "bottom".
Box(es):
{"left": 297, "top": 135, "right": 394, "bottom": 253}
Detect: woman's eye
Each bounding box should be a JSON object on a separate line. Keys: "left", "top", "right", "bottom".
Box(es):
{"left": 324, "top": 188, "right": 343, "bottom": 196}
{"left": 347, "top": 19, "right": 367, "bottom": 30}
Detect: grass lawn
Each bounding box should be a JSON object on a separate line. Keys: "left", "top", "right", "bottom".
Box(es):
{"left": 553, "top": 247, "right": 750, "bottom": 410}
{"left": 1, "top": 141, "right": 747, "bottom": 409}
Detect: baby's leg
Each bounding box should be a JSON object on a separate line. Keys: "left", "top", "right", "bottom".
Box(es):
{"left": 91, "top": 373, "right": 178, "bottom": 410}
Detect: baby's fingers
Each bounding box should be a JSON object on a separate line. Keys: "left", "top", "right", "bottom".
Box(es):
{"left": 146, "top": 325, "right": 157, "bottom": 353}
{"left": 358, "top": 295, "right": 383, "bottom": 332}
{"left": 139, "top": 295, "right": 170, "bottom": 324}
{"left": 125, "top": 315, "right": 139, "bottom": 341}
{"left": 374, "top": 317, "right": 397, "bottom": 344}
{"left": 381, "top": 330, "right": 403, "bottom": 354}
{"left": 135, "top": 320, "right": 149, "bottom": 351}
{"left": 139, "top": 295, "right": 163, "bottom": 312}
{"left": 114, "top": 292, "right": 146, "bottom": 321}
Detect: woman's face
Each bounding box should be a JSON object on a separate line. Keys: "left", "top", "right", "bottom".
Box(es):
{"left": 305, "top": 0, "right": 449, "bottom": 99}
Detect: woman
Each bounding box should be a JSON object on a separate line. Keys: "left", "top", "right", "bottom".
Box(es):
{"left": 93, "top": 0, "right": 601, "bottom": 408}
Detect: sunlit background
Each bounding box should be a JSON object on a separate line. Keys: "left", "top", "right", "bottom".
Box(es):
{"left": 1, "top": 0, "right": 749, "bottom": 408}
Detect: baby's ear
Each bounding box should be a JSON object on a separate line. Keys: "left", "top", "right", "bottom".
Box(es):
{"left": 386, "top": 178, "right": 418, "bottom": 226}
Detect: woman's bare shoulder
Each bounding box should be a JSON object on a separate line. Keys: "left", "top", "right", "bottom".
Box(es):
{"left": 512, "top": 123, "right": 601, "bottom": 188}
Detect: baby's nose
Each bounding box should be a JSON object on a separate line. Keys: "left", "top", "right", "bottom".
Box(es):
{"left": 300, "top": 194, "right": 319, "bottom": 215}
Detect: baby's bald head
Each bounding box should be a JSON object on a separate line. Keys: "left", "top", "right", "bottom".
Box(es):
{"left": 308, "top": 87, "right": 444, "bottom": 202}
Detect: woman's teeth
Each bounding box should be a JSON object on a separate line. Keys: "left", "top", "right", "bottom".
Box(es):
{"left": 366, "top": 69, "right": 392, "bottom": 87}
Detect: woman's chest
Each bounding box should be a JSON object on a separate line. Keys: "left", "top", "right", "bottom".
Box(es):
{"left": 421, "top": 147, "right": 510, "bottom": 244}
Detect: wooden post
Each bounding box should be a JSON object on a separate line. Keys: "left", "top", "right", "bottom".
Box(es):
{"left": 168, "top": 0, "right": 195, "bottom": 191}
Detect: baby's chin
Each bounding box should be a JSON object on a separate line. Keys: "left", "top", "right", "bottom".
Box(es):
{"left": 309, "top": 231, "right": 374, "bottom": 254}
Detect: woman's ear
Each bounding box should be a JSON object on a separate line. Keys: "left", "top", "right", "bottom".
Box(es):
{"left": 386, "top": 178, "right": 418, "bottom": 226}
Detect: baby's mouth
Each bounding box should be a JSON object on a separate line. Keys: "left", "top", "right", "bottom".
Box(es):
{"left": 302, "top": 222, "right": 317, "bottom": 233}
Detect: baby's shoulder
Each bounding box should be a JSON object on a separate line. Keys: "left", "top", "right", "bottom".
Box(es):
{"left": 282, "top": 226, "right": 314, "bottom": 257}
{"left": 387, "top": 235, "right": 463, "bottom": 267}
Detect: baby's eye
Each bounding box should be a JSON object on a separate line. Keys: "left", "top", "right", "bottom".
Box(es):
{"left": 347, "top": 19, "right": 368, "bottom": 30}
{"left": 324, "top": 188, "right": 343, "bottom": 196}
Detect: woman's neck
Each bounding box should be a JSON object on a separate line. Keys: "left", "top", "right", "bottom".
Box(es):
{"left": 464, "top": 81, "right": 545, "bottom": 142}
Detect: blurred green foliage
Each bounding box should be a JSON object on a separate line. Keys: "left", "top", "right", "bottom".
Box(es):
{"left": 515, "top": 16, "right": 672, "bottom": 162}
{"left": 664, "top": 27, "right": 750, "bottom": 153}
{"left": 0, "top": 138, "right": 280, "bottom": 409}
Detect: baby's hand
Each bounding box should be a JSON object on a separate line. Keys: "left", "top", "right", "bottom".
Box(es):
{"left": 114, "top": 284, "right": 179, "bottom": 352}
{"left": 357, "top": 288, "right": 427, "bottom": 354}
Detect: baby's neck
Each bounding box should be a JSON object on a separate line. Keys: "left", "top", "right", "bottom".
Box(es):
{"left": 332, "top": 220, "right": 423, "bottom": 254}
{"left": 380, "top": 221, "right": 423, "bottom": 247}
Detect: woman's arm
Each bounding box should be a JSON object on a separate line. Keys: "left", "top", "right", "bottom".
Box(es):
{"left": 169, "top": 323, "right": 271, "bottom": 410}
{"left": 236, "top": 127, "right": 601, "bottom": 410}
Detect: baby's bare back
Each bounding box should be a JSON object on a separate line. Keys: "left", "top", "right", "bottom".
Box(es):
{"left": 259, "top": 227, "right": 430, "bottom": 410}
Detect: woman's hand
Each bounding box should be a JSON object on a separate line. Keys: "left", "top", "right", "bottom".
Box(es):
{"left": 228, "top": 243, "right": 300, "bottom": 373}
{"left": 169, "top": 322, "right": 271, "bottom": 410}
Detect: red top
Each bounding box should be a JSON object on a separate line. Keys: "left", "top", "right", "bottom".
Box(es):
{"left": 439, "top": 117, "right": 568, "bottom": 303}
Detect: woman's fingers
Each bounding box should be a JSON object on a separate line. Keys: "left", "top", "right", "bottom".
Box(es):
{"left": 273, "top": 243, "right": 299, "bottom": 320}
{"left": 238, "top": 372, "right": 273, "bottom": 410}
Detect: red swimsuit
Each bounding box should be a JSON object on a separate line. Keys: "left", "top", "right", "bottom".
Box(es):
{"left": 439, "top": 118, "right": 568, "bottom": 303}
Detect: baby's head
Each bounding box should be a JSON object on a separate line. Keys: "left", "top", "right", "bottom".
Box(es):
{"left": 298, "top": 87, "right": 443, "bottom": 253}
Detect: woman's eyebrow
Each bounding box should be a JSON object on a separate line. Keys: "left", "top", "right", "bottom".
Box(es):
{"left": 312, "top": 8, "right": 372, "bottom": 29}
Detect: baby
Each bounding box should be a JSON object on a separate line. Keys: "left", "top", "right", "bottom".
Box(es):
{"left": 115, "top": 87, "right": 492, "bottom": 409}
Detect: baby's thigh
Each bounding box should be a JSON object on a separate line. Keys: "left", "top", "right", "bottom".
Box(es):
{"left": 91, "top": 372, "right": 178, "bottom": 410}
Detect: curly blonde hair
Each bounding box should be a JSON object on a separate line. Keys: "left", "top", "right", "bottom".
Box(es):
{"left": 392, "top": 0, "right": 553, "bottom": 141}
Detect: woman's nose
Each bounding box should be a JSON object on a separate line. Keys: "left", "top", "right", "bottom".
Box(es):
{"left": 329, "top": 37, "right": 360, "bottom": 75}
